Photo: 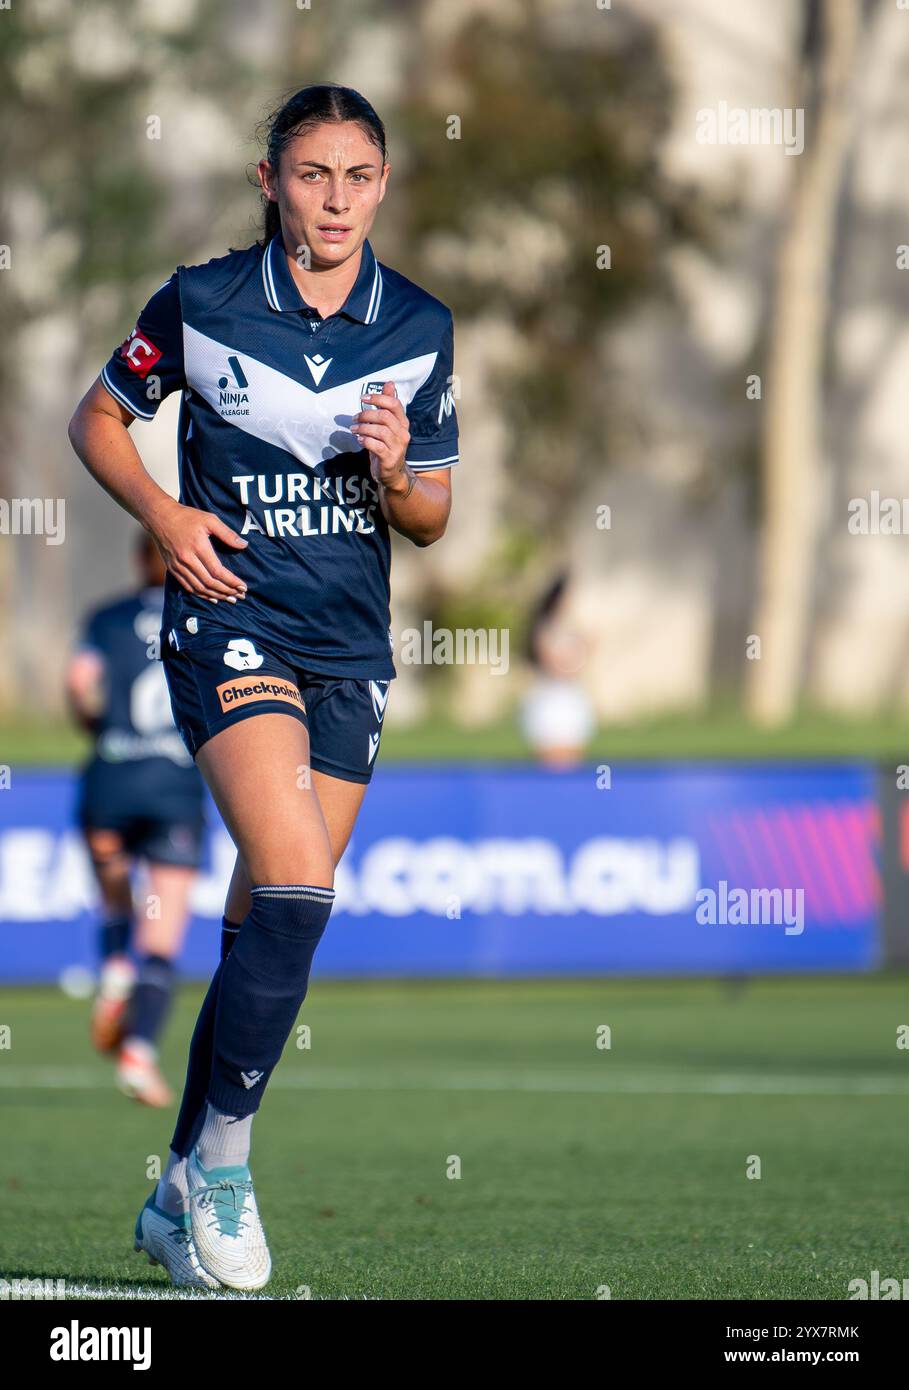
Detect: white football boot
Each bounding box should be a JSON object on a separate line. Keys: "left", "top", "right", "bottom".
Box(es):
{"left": 187, "top": 1149, "right": 272, "bottom": 1290}
{"left": 117, "top": 1040, "right": 173, "bottom": 1107}
{"left": 133, "top": 1194, "right": 220, "bottom": 1289}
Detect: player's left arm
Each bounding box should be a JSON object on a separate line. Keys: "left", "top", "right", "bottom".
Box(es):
{"left": 352, "top": 313, "right": 459, "bottom": 547}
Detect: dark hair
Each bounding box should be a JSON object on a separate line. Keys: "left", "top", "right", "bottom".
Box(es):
{"left": 255, "top": 84, "right": 387, "bottom": 246}
{"left": 526, "top": 571, "right": 570, "bottom": 666}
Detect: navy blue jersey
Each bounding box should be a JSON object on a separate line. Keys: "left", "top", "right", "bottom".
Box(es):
{"left": 100, "top": 237, "right": 459, "bottom": 679}
{"left": 76, "top": 588, "right": 203, "bottom": 805}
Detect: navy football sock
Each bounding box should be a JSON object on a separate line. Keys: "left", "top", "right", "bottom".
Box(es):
{"left": 170, "top": 917, "right": 240, "bottom": 1158}
{"left": 124, "top": 954, "right": 175, "bottom": 1047}
{"left": 206, "top": 886, "right": 334, "bottom": 1118}
{"left": 98, "top": 914, "right": 131, "bottom": 961}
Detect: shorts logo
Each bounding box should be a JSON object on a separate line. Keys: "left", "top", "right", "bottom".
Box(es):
{"left": 119, "top": 328, "right": 162, "bottom": 379}
{"left": 216, "top": 676, "right": 306, "bottom": 714}
{"left": 223, "top": 638, "right": 264, "bottom": 671}
{"left": 167, "top": 826, "right": 197, "bottom": 855}
{"left": 367, "top": 731, "right": 380, "bottom": 764}
{"left": 369, "top": 679, "right": 390, "bottom": 722}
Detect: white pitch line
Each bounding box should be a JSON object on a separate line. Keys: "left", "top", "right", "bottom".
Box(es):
{"left": 16, "top": 1283, "right": 364, "bottom": 1302}
{"left": 62, "top": 1283, "right": 283, "bottom": 1301}
{"left": 0, "top": 1065, "right": 908, "bottom": 1097}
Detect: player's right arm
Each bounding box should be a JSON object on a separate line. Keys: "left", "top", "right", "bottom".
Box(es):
{"left": 68, "top": 276, "right": 247, "bottom": 603}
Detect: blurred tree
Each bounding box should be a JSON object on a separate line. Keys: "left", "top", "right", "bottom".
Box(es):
{"left": 394, "top": 0, "right": 706, "bottom": 582}
{"left": 748, "top": 0, "right": 864, "bottom": 725}
{"left": 0, "top": 0, "right": 289, "bottom": 710}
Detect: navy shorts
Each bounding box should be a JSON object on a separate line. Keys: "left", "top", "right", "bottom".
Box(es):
{"left": 162, "top": 623, "right": 391, "bottom": 784}
{"left": 79, "top": 761, "right": 206, "bottom": 869}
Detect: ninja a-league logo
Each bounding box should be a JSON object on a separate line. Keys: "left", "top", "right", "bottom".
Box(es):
{"left": 219, "top": 355, "right": 250, "bottom": 416}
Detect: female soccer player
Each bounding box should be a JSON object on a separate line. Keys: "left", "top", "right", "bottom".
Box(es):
{"left": 68, "top": 84, "right": 458, "bottom": 1289}
{"left": 66, "top": 530, "right": 206, "bottom": 1107}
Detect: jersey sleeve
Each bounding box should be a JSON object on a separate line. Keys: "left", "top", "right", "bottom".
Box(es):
{"left": 100, "top": 273, "right": 184, "bottom": 421}
{"left": 74, "top": 607, "right": 107, "bottom": 661}
{"left": 405, "top": 314, "right": 460, "bottom": 470}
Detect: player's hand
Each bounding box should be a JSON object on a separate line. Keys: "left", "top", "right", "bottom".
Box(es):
{"left": 149, "top": 501, "right": 248, "bottom": 603}
{"left": 351, "top": 382, "right": 414, "bottom": 495}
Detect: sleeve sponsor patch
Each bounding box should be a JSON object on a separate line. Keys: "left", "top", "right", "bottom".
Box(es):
{"left": 119, "top": 328, "right": 163, "bottom": 378}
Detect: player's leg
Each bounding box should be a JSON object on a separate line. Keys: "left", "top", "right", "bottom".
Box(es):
{"left": 177, "top": 712, "right": 333, "bottom": 1288}
{"left": 88, "top": 829, "right": 133, "bottom": 952}
{"left": 126, "top": 852, "right": 218, "bottom": 1287}
{"left": 182, "top": 681, "right": 377, "bottom": 1265}
{"left": 206, "top": 676, "right": 382, "bottom": 1113}
{"left": 163, "top": 767, "right": 366, "bottom": 1243}
{"left": 117, "top": 859, "right": 198, "bottom": 1108}
{"left": 84, "top": 828, "right": 136, "bottom": 1053}
{"left": 152, "top": 637, "right": 378, "bottom": 1286}
{"left": 169, "top": 733, "right": 349, "bottom": 1156}
{"left": 159, "top": 624, "right": 328, "bottom": 1116}
{"left": 222, "top": 769, "right": 368, "bottom": 922}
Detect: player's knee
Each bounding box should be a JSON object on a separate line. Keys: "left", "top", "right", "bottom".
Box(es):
{"left": 248, "top": 838, "right": 334, "bottom": 892}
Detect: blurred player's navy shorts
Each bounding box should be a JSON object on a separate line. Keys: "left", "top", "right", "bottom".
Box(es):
{"left": 78, "top": 758, "right": 206, "bottom": 869}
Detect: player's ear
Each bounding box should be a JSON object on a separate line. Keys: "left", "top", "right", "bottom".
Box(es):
{"left": 257, "top": 159, "right": 278, "bottom": 201}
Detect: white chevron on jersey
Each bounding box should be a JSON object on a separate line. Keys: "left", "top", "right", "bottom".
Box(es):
{"left": 182, "top": 323, "right": 438, "bottom": 470}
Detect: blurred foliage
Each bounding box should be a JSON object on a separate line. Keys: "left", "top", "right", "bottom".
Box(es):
{"left": 0, "top": 0, "right": 256, "bottom": 478}
{"left": 0, "top": 0, "right": 726, "bottom": 722}
{"left": 396, "top": 2, "right": 711, "bottom": 546}
{"left": 0, "top": 0, "right": 701, "bottom": 534}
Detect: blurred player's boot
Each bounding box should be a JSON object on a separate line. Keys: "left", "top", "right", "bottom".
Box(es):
{"left": 117, "top": 1038, "right": 173, "bottom": 1107}
{"left": 187, "top": 1149, "right": 272, "bottom": 1290}
{"left": 90, "top": 954, "right": 135, "bottom": 1053}
{"left": 133, "top": 1195, "right": 220, "bottom": 1289}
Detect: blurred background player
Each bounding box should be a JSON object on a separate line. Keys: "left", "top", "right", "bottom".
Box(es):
{"left": 65, "top": 531, "right": 206, "bottom": 1107}
{"left": 519, "top": 572, "right": 595, "bottom": 769}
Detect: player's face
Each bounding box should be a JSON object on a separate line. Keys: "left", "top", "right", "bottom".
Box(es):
{"left": 260, "top": 121, "right": 389, "bottom": 270}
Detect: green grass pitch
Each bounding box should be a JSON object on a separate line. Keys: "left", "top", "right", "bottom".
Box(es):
{"left": 1, "top": 974, "right": 906, "bottom": 1300}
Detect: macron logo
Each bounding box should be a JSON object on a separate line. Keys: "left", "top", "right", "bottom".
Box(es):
{"left": 304, "top": 353, "right": 332, "bottom": 386}
{"left": 241, "top": 1070, "right": 264, "bottom": 1089}
{"left": 50, "top": 1321, "right": 151, "bottom": 1371}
